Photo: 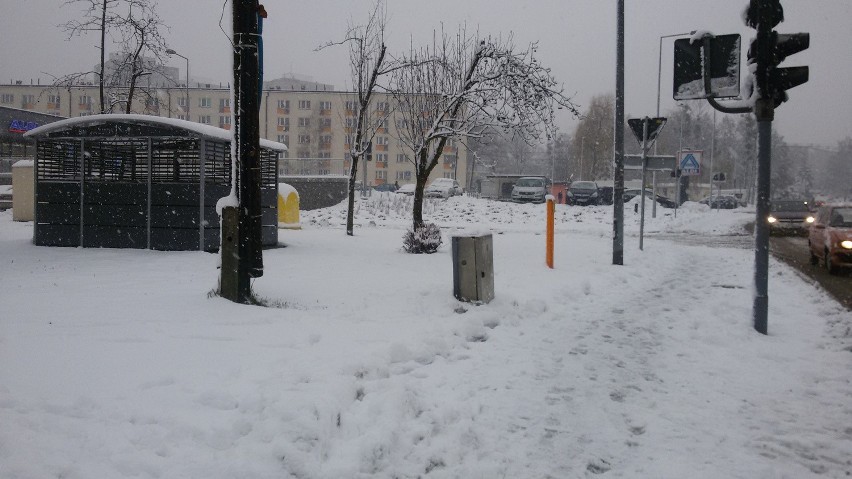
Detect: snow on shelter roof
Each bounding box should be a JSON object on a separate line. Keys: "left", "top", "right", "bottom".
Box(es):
{"left": 23, "top": 114, "right": 287, "bottom": 152}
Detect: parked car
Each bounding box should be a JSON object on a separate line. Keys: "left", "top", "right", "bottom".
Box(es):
{"left": 397, "top": 183, "right": 416, "bottom": 195}
{"left": 373, "top": 183, "right": 398, "bottom": 193}
{"left": 567, "top": 181, "right": 601, "bottom": 206}
{"left": 767, "top": 199, "right": 815, "bottom": 235}
{"left": 510, "top": 176, "right": 549, "bottom": 203}
{"left": 425, "top": 178, "right": 462, "bottom": 198}
{"left": 699, "top": 195, "right": 739, "bottom": 209}
{"left": 623, "top": 189, "right": 677, "bottom": 208}
{"left": 808, "top": 204, "right": 852, "bottom": 274}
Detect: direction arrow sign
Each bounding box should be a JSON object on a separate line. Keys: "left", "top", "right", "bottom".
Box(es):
{"left": 678, "top": 150, "right": 702, "bottom": 176}
{"left": 624, "top": 155, "right": 677, "bottom": 171}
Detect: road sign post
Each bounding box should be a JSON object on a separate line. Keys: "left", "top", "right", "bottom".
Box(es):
{"left": 627, "top": 117, "right": 667, "bottom": 251}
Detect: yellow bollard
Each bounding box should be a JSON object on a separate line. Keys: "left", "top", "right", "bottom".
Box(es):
{"left": 546, "top": 196, "right": 554, "bottom": 269}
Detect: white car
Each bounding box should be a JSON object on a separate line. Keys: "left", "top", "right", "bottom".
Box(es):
{"left": 425, "top": 178, "right": 462, "bottom": 199}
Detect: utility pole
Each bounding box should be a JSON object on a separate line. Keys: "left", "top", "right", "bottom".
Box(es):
{"left": 221, "top": 0, "right": 266, "bottom": 303}
{"left": 612, "top": 0, "right": 625, "bottom": 266}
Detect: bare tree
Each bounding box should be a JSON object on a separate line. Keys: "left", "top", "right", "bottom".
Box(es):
{"left": 390, "top": 28, "right": 580, "bottom": 230}
{"left": 112, "top": 1, "right": 169, "bottom": 114}
{"left": 571, "top": 93, "right": 613, "bottom": 181}
{"left": 319, "top": 2, "right": 392, "bottom": 236}
{"left": 61, "top": 0, "right": 122, "bottom": 113}
{"left": 59, "top": 0, "right": 170, "bottom": 114}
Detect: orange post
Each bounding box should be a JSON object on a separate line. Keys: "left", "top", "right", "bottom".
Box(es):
{"left": 546, "top": 196, "right": 554, "bottom": 268}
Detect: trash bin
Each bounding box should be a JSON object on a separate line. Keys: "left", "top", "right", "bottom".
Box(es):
{"left": 452, "top": 234, "right": 494, "bottom": 303}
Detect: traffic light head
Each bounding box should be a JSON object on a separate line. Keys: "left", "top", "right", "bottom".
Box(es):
{"left": 745, "top": 0, "right": 784, "bottom": 29}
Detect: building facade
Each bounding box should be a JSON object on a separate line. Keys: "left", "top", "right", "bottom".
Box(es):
{"left": 0, "top": 82, "right": 468, "bottom": 189}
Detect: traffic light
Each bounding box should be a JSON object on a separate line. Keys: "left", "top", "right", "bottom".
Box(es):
{"left": 769, "top": 32, "right": 809, "bottom": 104}
{"left": 745, "top": 0, "right": 809, "bottom": 108}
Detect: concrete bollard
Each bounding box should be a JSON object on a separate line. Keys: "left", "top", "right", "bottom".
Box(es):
{"left": 452, "top": 234, "right": 494, "bottom": 304}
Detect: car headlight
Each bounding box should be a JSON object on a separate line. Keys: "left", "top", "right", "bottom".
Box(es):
{"left": 767, "top": 216, "right": 777, "bottom": 224}
{"left": 841, "top": 240, "right": 852, "bottom": 250}
{"left": 805, "top": 216, "right": 815, "bottom": 223}
{"left": 591, "top": 192, "right": 598, "bottom": 197}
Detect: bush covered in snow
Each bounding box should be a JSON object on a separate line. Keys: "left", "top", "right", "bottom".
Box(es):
{"left": 402, "top": 223, "right": 443, "bottom": 254}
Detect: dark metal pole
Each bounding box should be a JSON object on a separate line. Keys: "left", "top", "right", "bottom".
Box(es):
{"left": 232, "top": 0, "right": 263, "bottom": 302}
{"left": 752, "top": 1, "right": 775, "bottom": 335}
{"left": 753, "top": 111, "right": 772, "bottom": 334}
{"left": 613, "top": 0, "right": 625, "bottom": 265}
{"left": 639, "top": 118, "right": 648, "bottom": 251}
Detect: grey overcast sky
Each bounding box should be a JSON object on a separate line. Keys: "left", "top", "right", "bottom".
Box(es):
{"left": 1, "top": 0, "right": 849, "bottom": 148}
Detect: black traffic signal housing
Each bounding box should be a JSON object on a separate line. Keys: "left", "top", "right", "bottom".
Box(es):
{"left": 745, "top": 0, "right": 809, "bottom": 108}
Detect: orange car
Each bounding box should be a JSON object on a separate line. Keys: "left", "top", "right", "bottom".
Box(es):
{"left": 808, "top": 204, "right": 852, "bottom": 274}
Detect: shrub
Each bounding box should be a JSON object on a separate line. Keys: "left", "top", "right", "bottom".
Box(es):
{"left": 402, "top": 223, "right": 443, "bottom": 254}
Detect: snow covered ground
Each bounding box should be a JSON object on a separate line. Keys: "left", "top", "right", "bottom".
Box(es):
{"left": 1, "top": 194, "right": 851, "bottom": 478}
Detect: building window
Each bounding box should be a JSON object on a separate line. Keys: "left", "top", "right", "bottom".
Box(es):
{"left": 278, "top": 117, "right": 289, "bottom": 130}
{"left": 298, "top": 100, "right": 311, "bottom": 110}
{"left": 199, "top": 97, "right": 211, "bottom": 108}
{"left": 319, "top": 135, "right": 332, "bottom": 144}
{"left": 378, "top": 118, "right": 389, "bottom": 130}
{"left": 376, "top": 101, "right": 389, "bottom": 112}
{"left": 345, "top": 100, "right": 356, "bottom": 111}
{"left": 396, "top": 119, "right": 408, "bottom": 130}
{"left": 443, "top": 172, "right": 456, "bottom": 179}
{"left": 319, "top": 118, "right": 332, "bottom": 128}
{"left": 375, "top": 153, "right": 388, "bottom": 163}
{"left": 319, "top": 101, "right": 332, "bottom": 111}
{"left": 47, "top": 94, "right": 61, "bottom": 109}
{"left": 1, "top": 94, "right": 13, "bottom": 104}
{"left": 318, "top": 152, "right": 331, "bottom": 159}
{"left": 277, "top": 99, "right": 289, "bottom": 109}
{"left": 20, "top": 94, "right": 35, "bottom": 107}
{"left": 345, "top": 118, "right": 355, "bottom": 128}
{"left": 176, "top": 114, "right": 188, "bottom": 121}
{"left": 146, "top": 97, "right": 159, "bottom": 108}
{"left": 177, "top": 97, "right": 187, "bottom": 107}
{"left": 396, "top": 153, "right": 409, "bottom": 163}
{"left": 78, "top": 112, "right": 92, "bottom": 117}
{"left": 198, "top": 115, "right": 211, "bottom": 124}
{"left": 219, "top": 98, "right": 230, "bottom": 111}
{"left": 298, "top": 134, "right": 310, "bottom": 144}
{"left": 375, "top": 170, "right": 387, "bottom": 180}
{"left": 219, "top": 115, "right": 231, "bottom": 126}
{"left": 376, "top": 136, "right": 388, "bottom": 146}
{"left": 345, "top": 135, "right": 353, "bottom": 145}
{"left": 277, "top": 134, "right": 289, "bottom": 145}
{"left": 396, "top": 170, "right": 412, "bottom": 181}
{"left": 298, "top": 117, "right": 310, "bottom": 128}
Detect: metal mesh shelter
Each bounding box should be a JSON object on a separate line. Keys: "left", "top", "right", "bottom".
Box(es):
{"left": 24, "top": 114, "right": 285, "bottom": 251}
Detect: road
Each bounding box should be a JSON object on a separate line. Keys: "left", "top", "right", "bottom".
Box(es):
{"left": 770, "top": 235, "right": 852, "bottom": 310}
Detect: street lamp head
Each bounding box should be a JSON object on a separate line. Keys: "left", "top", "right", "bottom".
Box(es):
{"left": 165, "top": 48, "right": 177, "bottom": 55}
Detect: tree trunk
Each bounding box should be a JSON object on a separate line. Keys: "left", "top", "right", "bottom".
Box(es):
{"left": 99, "top": 0, "right": 107, "bottom": 113}
{"left": 345, "top": 155, "right": 359, "bottom": 236}
{"left": 412, "top": 175, "right": 426, "bottom": 230}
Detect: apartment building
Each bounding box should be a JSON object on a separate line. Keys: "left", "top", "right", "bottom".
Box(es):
{"left": 0, "top": 81, "right": 468, "bottom": 188}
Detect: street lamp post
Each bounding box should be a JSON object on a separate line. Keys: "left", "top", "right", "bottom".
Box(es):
{"left": 166, "top": 49, "right": 190, "bottom": 120}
